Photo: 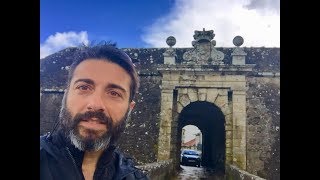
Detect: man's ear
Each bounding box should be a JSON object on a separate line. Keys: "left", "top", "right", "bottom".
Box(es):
{"left": 129, "top": 101, "right": 135, "bottom": 111}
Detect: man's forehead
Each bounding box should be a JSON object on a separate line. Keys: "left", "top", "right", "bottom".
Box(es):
{"left": 70, "top": 59, "right": 131, "bottom": 90}
{"left": 72, "top": 60, "right": 116, "bottom": 76}
{"left": 75, "top": 59, "right": 110, "bottom": 69}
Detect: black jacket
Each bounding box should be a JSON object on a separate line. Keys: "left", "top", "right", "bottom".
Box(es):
{"left": 40, "top": 131, "right": 149, "bottom": 180}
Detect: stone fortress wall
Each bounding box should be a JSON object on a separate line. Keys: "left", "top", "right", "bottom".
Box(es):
{"left": 40, "top": 29, "right": 279, "bottom": 179}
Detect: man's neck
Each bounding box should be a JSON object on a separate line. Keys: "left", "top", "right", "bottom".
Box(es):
{"left": 82, "top": 149, "right": 104, "bottom": 180}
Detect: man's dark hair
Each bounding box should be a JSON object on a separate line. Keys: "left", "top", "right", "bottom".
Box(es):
{"left": 67, "top": 42, "right": 139, "bottom": 102}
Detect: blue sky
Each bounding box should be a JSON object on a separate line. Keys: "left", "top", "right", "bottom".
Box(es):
{"left": 40, "top": 0, "right": 280, "bottom": 58}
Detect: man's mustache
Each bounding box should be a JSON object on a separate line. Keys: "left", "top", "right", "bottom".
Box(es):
{"left": 72, "top": 111, "right": 113, "bottom": 129}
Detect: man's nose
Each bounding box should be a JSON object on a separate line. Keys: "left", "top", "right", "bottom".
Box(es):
{"left": 86, "top": 93, "right": 106, "bottom": 112}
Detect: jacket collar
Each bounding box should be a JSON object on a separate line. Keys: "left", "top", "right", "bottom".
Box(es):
{"left": 42, "top": 129, "right": 138, "bottom": 179}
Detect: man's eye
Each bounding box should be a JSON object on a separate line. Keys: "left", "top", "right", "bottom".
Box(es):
{"left": 76, "top": 85, "right": 91, "bottom": 91}
{"left": 109, "top": 91, "right": 121, "bottom": 97}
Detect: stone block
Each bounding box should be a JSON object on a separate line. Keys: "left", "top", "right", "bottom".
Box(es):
{"left": 233, "top": 125, "right": 246, "bottom": 134}
{"left": 161, "top": 101, "right": 173, "bottom": 109}
{"left": 232, "top": 132, "right": 246, "bottom": 141}
{"left": 227, "top": 75, "right": 246, "bottom": 81}
{"left": 161, "top": 93, "right": 173, "bottom": 102}
{"left": 206, "top": 89, "right": 219, "bottom": 103}
{"left": 233, "top": 94, "right": 246, "bottom": 103}
{"left": 161, "top": 89, "right": 173, "bottom": 93}
{"left": 178, "top": 88, "right": 188, "bottom": 94}
{"left": 164, "top": 56, "right": 175, "bottom": 65}
{"left": 226, "top": 130, "right": 232, "bottom": 139}
{"left": 226, "top": 155, "right": 233, "bottom": 163}
{"left": 233, "top": 138, "right": 246, "bottom": 147}
{"left": 178, "top": 94, "right": 190, "bottom": 107}
{"left": 232, "top": 102, "right": 246, "bottom": 113}
{"left": 215, "top": 95, "right": 228, "bottom": 109}
{"left": 233, "top": 90, "right": 246, "bottom": 95}
{"left": 198, "top": 93, "right": 207, "bottom": 101}
{"left": 188, "top": 92, "right": 198, "bottom": 102}
{"left": 233, "top": 153, "right": 246, "bottom": 170}
{"left": 225, "top": 124, "right": 233, "bottom": 131}
{"left": 170, "top": 73, "right": 180, "bottom": 81}
{"left": 198, "top": 88, "right": 207, "bottom": 94}
{"left": 177, "top": 102, "right": 184, "bottom": 113}
{"left": 231, "top": 83, "right": 247, "bottom": 91}
{"left": 232, "top": 55, "right": 246, "bottom": 65}
{"left": 218, "top": 89, "right": 228, "bottom": 96}
{"left": 226, "top": 138, "right": 232, "bottom": 147}
{"left": 226, "top": 147, "right": 232, "bottom": 154}
{"left": 204, "top": 75, "right": 222, "bottom": 81}
{"left": 160, "top": 120, "right": 171, "bottom": 127}
{"left": 232, "top": 115, "right": 246, "bottom": 126}
{"left": 225, "top": 114, "right": 233, "bottom": 125}
{"left": 195, "top": 75, "right": 205, "bottom": 81}
{"left": 162, "top": 74, "right": 171, "bottom": 80}
{"left": 187, "top": 88, "right": 197, "bottom": 93}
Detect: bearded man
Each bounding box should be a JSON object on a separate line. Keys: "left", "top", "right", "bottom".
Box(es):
{"left": 40, "top": 43, "right": 149, "bottom": 180}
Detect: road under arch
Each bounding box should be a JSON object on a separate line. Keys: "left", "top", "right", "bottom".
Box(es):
{"left": 176, "top": 101, "right": 226, "bottom": 173}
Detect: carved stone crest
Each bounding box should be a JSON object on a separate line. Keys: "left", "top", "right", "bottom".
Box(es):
{"left": 183, "top": 28, "right": 224, "bottom": 65}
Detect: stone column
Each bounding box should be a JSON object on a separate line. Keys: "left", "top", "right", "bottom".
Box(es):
{"left": 232, "top": 90, "right": 247, "bottom": 170}
{"left": 231, "top": 36, "right": 247, "bottom": 65}
{"left": 215, "top": 89, "right": 234, "bottom": 164}
{"left": 157, "top": 89, "right": 174, "bottom": 161}
{"left": 231, "top": 48, "right": 246, "bottom": 65}
{"left": 163, "top": 48, "right": 176, "bottom": 65}
{"left": 163, "top": 36, "right": 176, "bottom": 65}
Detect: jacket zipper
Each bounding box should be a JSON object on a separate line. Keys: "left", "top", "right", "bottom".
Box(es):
{"left": 65, "top": 147, "right": 84, "bottom": 180}
{"left": 66, "top": 147, "right": 77, "bottom": 167}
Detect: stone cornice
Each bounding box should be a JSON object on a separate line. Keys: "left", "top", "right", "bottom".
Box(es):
{"left": 157, "top": 64, "right": 255, "bottom": 75}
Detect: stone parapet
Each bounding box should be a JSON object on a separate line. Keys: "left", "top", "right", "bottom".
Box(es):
{"left": 137, "top": 159, "right": 174, "bottom": 180}
{"left": 226, "top": 164, "right": 266, "bottom": 180}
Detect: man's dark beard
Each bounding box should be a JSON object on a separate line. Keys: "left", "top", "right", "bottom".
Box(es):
{"left": 59, "top": 106, "right": 129, "bottom": 151}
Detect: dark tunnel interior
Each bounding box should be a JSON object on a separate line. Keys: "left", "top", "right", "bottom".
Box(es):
{"left": 177, "top": 101, "right": 226, "bottom": 173}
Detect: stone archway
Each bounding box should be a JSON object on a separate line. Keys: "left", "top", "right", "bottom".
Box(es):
{"left": 177, "top": 101, "right": 226, "bottom": 172}
{"left": 156, "top": 28, "right": 253, "bottom": 171}
{"left": 156, "top": 66, "right": 250, "bottom": 170}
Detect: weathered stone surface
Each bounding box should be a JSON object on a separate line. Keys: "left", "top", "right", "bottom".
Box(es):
{"left": 246, "top": 77, "right": 280, "bottom": 180}
{"left": 226, "top": 164, "right": 266, "bottom": 180}
{"left": 178, "top": 88, "right": 188, "bottom": 94}
{"left": 226, "top": 133, "right": 232, "bottom": 142}
{"left": 198, "top": 88, "right": 207, "bottom": 101}
{"left": 137, "top": 159, "right": 174, "bottom": 180}
{"left": 206, "top": 89, "right": 219, "bottom": 103}
{"left": 177, "top": 102, "right": 184, "bottom": 113}
{"left": 232, "top": 153, "right": 246, "bottom": 170}
{"left": 40, "top": 92, "right": 64, "bottom": 135}
{"left": 164, "top": 55, "right": 176, "bottom": 65}
{"left": 225, "top": 114, "right": 232, "bottom": 125}
{"left": 178, "top": 94, "right": 190, "bottom": 107}
{"left": 187, "top": 91, "right": 198, "bottom": 102}
{"left": 40, "top": 47, "right": 279, "bottom": 89}
{"left": 118, "top": 75, "right": 162, "bottom": 164}
{"left": 40, "top": 46, "right": 280, "bottom": 179}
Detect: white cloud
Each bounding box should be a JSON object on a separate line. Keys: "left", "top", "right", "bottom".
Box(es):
{"left": 142, "top": 0, "right": 279, "bottom": 48}
{"left": 183, "top": 125, "right": 200, "bottom": 142}
{"left": 40, "top": 31, "right": 89, "bottom": 59}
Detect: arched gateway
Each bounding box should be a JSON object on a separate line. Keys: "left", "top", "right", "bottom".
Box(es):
{"left": 156, "top": 29, "right": 254, "bottom": 171}
{"left": 178, "top": 101, "right": 226, "bottom": 172}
